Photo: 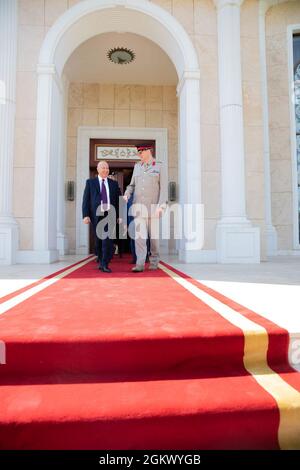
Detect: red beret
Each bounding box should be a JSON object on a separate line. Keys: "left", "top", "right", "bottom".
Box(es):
{"left": 136, "top": 145, "right": 153, "bottom": 152}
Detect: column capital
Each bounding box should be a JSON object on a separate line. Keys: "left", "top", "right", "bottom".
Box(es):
{"left": 37, "top": 63, "right": 57, "bottom": 76}
{"left": 259, "top": 0, "right": 279, "bottom": 17}
{"left": 37, "top": 63, "right": 63, "bottom": 94}
{"left": 213, "top": 0, "right": 244, "bottom": 9}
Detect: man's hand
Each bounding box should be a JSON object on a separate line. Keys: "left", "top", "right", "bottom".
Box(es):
{"left": 123, "top": 195, "right": 128, "bottom": 203}
{"left": 117, "top": 218, "right": 123, "bottom": 224}
{"left": 155, "top": 207, "right": 164, "bottom": 218}
{"left": 83, "top": 217, "right": 91, "bottom": 224}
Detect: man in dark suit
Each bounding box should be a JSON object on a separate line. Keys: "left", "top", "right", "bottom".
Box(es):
{"left": 82, "top": 160, "right": 121, "bottom": 273}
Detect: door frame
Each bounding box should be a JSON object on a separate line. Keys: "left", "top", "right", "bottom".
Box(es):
{"left": 88, "top": 143, "right": 138, "bottom": 254}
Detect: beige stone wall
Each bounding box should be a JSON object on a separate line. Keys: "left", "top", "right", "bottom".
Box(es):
{"left": 14, "top": 0, "right": 83, "bottom": 250}
{"left": 193, "top": 0, "right": 221, "bottom": 251}
{"left": 66, "top": 83, "right": 178, "bottom": 252}
{"left": 14, "top": 1, "right": 43, "bottom": 250}
{"left": 266, "top": 0, "right": 300, "bottom": 250}
{"left": 241, "top": 0, "right": 266, "bottom": 257}
{"left": 154, "top": 0, "right": 222, "bottom": 251}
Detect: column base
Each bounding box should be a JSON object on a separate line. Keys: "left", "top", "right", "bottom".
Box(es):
{"left": 76, "top": 246, "right": 89, "bottom": 256}
{"left": 265, "top": 225, "right": 278, "bottom": 256}
{"left": 0, "top": 217, "right": 19, "bottom": 265}
{"left": 216, "top": 222, "right": 260, "bottom": 263}
{"left": 16, "top": 249, "right": 59, "bottom": 264}
{"left": 178, "top": 248, "right": 217, "bottom": 263}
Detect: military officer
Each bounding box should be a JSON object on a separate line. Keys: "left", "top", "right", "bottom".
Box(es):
{"left": 123, "top": 145, "right": 168, "bottom": 272}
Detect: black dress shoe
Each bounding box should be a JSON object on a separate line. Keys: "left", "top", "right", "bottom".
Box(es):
{"left": 102, "top": 266, "right": 112, "bottom": 273}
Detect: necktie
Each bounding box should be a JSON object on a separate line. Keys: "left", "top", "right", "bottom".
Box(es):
{"left": 101, "top": 179, "right": 108, "bottom": 211}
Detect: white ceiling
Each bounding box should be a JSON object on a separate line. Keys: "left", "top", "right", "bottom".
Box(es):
{"left": 64, "top": 32, "right": 178, "bottom": 85}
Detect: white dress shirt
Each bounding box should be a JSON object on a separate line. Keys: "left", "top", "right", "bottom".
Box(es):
{"left": 98, "top": 176, "right": 110, "bottom": 211}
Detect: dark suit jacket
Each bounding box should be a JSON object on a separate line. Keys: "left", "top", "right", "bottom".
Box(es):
{"left": 82, "top": 177, "right": 121, "bottom": 226}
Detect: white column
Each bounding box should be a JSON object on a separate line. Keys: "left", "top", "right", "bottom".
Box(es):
{"left": 33, "top": 65, "right": 60, "bottom": 263}
{"left": 259, "top": 0, "right": 277, "bottom": 255}
{"left": 177, "top": 72, "right": 204, "bottom": 262}
{"left": 0, "top": 0, "right": 19, "bottom": 265}
{"left": 214, "top": 0, "right": 260, "bottom": 263}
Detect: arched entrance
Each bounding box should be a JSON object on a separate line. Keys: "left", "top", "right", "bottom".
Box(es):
{"left": 33, "top": 0, "right": 201, "bottom": 263}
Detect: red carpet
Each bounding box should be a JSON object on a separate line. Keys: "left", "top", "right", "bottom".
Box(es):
{"left": 0, "top": 256, "right": 299, "bottom": 449}
{"left": 160, "top": 261, "right": 300, "bottom": 394}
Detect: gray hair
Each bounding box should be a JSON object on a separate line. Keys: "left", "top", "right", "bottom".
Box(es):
{"left": 97, "top": 160, "right": 109, "bottom": 170}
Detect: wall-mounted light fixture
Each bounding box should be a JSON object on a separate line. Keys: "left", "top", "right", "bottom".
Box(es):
{"left": 66, "top": 181, "right": 75, "bottom": 201}
{"left": 168, "top": 181, "right": 177, "bottom": 202}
